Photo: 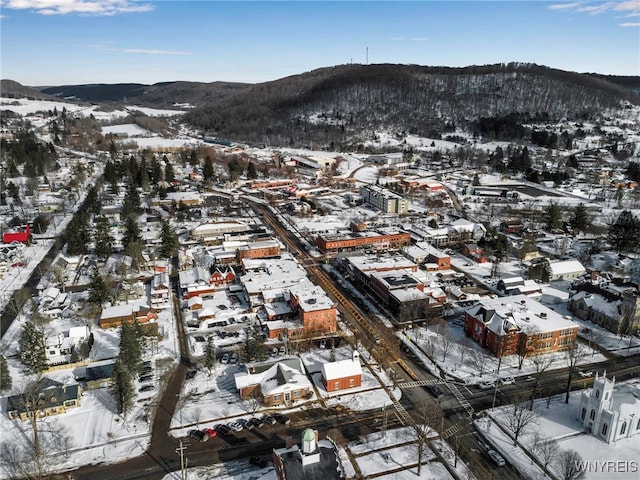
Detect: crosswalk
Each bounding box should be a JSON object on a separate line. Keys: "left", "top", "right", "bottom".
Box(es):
{"left": 446, "top": 383, "right": 475, "bottom": 418}
{"left": 397, "top": 379, "right": 445, "bottom": 388}
{"left": 391, "top": 398, "right": 413, "bottom": 426}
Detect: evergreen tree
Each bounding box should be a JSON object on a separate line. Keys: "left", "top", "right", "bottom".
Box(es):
{"left": 246, "top": 161, "right": 257, "bottom": 180}
{"left": 164, "top": 162, "right": 175, "bottom": 184}
{"left": 608, "top": 210, "right": 640, "bottom": 253}
{"left": 122, "top": 215, "right": 142, "bottom": 251}
{"left": 88, "top": 267, "right": 110, "bottom": 305}
{"left": 19, "top": 322, "right": 47, "bottom": 375}
{"left": 66, "top": 216, "right": 89, "bottom": 256}
{"left": 119, "top": 322, "right": 142, "bottom": 373}
{"left": 570, "top": 203, "right": 589, "bottom": 233}
{"left": 0, "top": 354, "right": 12, "bottom": 391}
{"left": 243, "top": 330, "right": 267, "bottom": 362}
{"left": 544, "top": 203, "right": 563, "bottom": 231}
{"left": 203, "top": 156, "right": 215, "bottom": 182}
{"left": 94, "top": 216, "right": 113, "bottom": 259}
{"left": 204, "top": 336, "right": 216, "bottom": 374}
{"left": 121, "top": 182, "right": 141, "bottom": 218}
{"left": 157, "top": 220, "right": 179, "bottom": 258}
{"left": 109, "top": 360, "right": 134, "bottom": 415}
{"left": 150, "top": 157, "right": 163, "bottom": 184}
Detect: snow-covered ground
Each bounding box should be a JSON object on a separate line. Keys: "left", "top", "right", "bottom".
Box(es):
{"left": 172, "top": 345, "right": 397, "bottom": 437}
{"left": 476, "top": 385, "right": 640, "bottom": 480}
{"left": 0, "top": 97, "right": 185, "bottom": 119}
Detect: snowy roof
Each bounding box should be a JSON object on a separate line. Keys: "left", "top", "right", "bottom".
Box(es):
{"left": 321, "top": 357, "right": 362, "bottom": 381}
{"left": 234, "top": 358, "right": 311, "bottom": 393}
{"left": 390, "top": 287, "right": 428, "bottom": 302}
{"left": 466, "top": 294, "right": 577, "bottom": 335}
{"left": 264, "top": 301, "right": 293, "bottom": 317}
{"left": 549, "top": 260, "right": 586, "bottom": 276}
{"left": 289, "top": 285, "right": 335, "bottom": 311}
{"left": 345, "top": 253, "right": 417, "bottom": 273}
{"left": 178, "top": 267, "right": 210, "bottom": 286}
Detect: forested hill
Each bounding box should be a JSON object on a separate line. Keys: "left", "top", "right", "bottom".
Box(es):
{"left": 37, "top": 81, "right": 250, "bottom": 106}
{"left": 183, "top": 63, "right": 640, "bottom": 147}
{"left": 0, "top": 80, "right": 59, "bottom": 101}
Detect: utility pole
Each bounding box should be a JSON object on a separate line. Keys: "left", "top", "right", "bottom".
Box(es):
{"left": 176, "top": 439, "right": 187, "bottom": 480}
{"left": 366, "top": 47, "right": 368, "bottom": 65}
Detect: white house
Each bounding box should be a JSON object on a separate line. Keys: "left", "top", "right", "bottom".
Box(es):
{"left": 578, "top": 372, "right": 640, "bottom": 444}
{"left": 548, "top": 260, "right": 586, "bottom": 281}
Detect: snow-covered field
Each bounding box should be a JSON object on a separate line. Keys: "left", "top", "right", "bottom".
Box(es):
{"left": 0, "top": 97, "right": 185, "bottom": 119}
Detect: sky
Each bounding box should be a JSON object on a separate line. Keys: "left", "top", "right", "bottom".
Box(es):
{"left": 0, "top": 0, "right": 639, "bottom": 87}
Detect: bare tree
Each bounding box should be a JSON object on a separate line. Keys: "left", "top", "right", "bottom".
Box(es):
{"left": 188, "top": 406, "right": 202, "bottom": 428}
{"left": 564, "top": 342, "right": 585, "bottom": 403}
{"left": 529, "top": 355, "right": 555, "bottom": 410}
{"left": 0, "top": 380, "right": 74, "bottom": 480}
{"left": 555, "top": 449, "right": 586, "bottom": 480}
{"left": 457, "top": 337, "right": 473, "bottom": 366}
{"left": 517, "top": 333, "right": 538, "bottom": 369}
{"left": 407, "top": 408, "right": 442, "bottom": 476}
{"left": 505, "top": 397, "right": 537, "bottom": 446}
{"left": 436, "top": 322, "right": 456, "bottom": 362}
{"left": 532, "top": 432, "right": 559, "bottom": 475}
{"left": 472, "top": 349, "right": 489, "bottom": 377}
{"left": 244, "top": 388, "right": 262, "bottom": 414}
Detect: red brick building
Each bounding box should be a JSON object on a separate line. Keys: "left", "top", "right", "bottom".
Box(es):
{"left": 316, "top": 230, "right": 411, "bottom": 254}
{"left": 464, "top": 295, "right": 578, "bottom": 357}
{"left": 321, "top": 352, "right": 362, "bottom": 392}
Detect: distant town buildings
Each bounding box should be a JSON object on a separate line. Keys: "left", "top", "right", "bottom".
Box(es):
{"left": 359, "top": 184, "right": 409, "bottom": 214}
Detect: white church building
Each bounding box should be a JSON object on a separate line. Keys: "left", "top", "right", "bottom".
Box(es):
{"left": 577, "top": 371, "right": 640, "bottom": 443}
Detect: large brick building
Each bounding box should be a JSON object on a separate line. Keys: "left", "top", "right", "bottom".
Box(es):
{"left": 464, "top": 295, "right": 578, "bottom": 357}
{"left": 316, "top": 229, "right": 411, "bottom": 254}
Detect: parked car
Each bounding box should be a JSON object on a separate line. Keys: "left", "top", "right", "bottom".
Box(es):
{"left": 215, "top": 424, "right": 233, "bottom": 436}
{"left": 186, "top": 370, "right": 197, "bottom": 380}
{"left": 262, "top": 415, "right": 277, "bottom": 426}
{"left": 487, "top": 449, "right": 506, "bottom": 467}
{"left": 499, "top": 376, "right": 515, "bottom": 386}
{"left": 221, "top": 353, "right": 230, "bottom": 364}
{"left": 578, "top": 370, "right": 593, "bottom": 378}
{"left": 139, "top": 374, "right": 154, "bottom": 383}
{"left": 238, "top": 418, "right": 253, "bottom": 430}
{"left": 274, "top": 413, "right": 291, "bottom": 425}
{"left": 478, "top": 381, "right": 495, "bottom": 390}
{"left": 139, "top": 384, "right": 154, "bottom": 392}
{"left": 279, "top": 346, "right": 286, "bottom": 356}
{"left": 249, "top": 456, "right": 268, "bottom": 468}
{"left": 425, "top": 385, "right": 444, "bottom": 398}
{"left": 189, "top": 429, "right": 208, "bottom": 442}
{"left": 202, "top": 428, "right": 217, "bottom": 438}
{"left": 248, "top": 417, "right": 264, "bottom": 428}
{"left": 227, "top": 421, "right": 244, "bottom": 432}
{"left": 230, "top": 352, "right": 238, "bottom": 364}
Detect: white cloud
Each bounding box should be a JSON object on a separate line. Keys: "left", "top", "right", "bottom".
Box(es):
{"left": 619, "top": 21, "right": 640, "bottom": 26}
{"left": 548, "top": 1, "right": 639, "bottom": 26}
{"left": 0, "top": 0, "right": 154, "bottom": 16}
{"left": 412, "top": 37, "right": 428, "bottom": 42}
{"left": 548, "top": 2, "right": 583, "bottom": 10}
{"left": 119, "top": 48, "right": 192, "bottom": 55}
{"left": 89, "top": 42, "right": 191, "bottom": 55}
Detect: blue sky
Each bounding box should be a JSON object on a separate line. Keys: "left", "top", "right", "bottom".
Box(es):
{"left": 0, "top": 1, "right": 638, "bottom": 86}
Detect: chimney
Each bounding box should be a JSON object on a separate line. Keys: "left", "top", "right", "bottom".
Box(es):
{"left": 285, "top": 435, "right": 295, "bottom": 448}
